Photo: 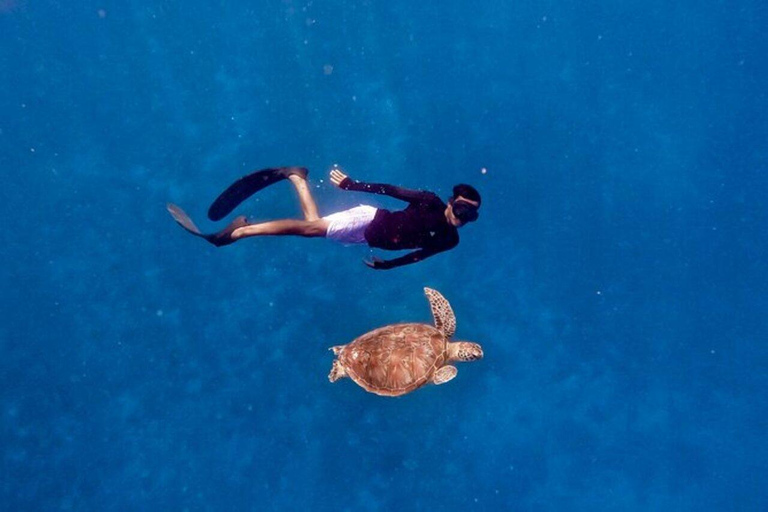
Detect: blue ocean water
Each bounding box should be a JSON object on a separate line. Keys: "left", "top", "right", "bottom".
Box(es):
{"left": 2, "top": 0, "right": 767, "bottom": 510}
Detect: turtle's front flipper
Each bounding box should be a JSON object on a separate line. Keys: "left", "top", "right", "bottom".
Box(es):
{"left": 432, "top": 365, "right": 458, "bottom": 385}
{"left": 329, "top": 360, "right": 347, "bottom": 382}
{"left": 424, "top": 288, "right": 457, "bottom": 339}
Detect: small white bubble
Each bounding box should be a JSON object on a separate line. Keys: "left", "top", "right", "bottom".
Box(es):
{"left": 480, "top": 167, "right": 487, "bottom": 174}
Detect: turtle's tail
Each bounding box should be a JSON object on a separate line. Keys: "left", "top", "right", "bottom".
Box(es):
{"left": 328, "top": 359, "right": 346, "bottom": 382}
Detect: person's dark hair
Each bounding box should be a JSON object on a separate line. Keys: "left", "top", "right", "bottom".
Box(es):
{"left": 451, "top": 184, "right": 481, "bottom": 206}
{"left": 449, "top": 184, "right": 481, "bottom": 223}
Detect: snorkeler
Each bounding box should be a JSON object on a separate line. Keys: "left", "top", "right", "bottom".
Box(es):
{"left": 167, "top": 166, "right": 481, "bottom": 270}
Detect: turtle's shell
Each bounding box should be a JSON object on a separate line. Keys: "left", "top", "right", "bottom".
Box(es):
{"left": 339, "top": 323, "right": 447, "bottom": 397}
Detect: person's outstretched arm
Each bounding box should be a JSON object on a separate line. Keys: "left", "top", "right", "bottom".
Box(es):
{"left": 330, "top": 169, "right": 435, "bottom": 203}
{"left": 365, "top": 248, "right": 443, "bottom": 270}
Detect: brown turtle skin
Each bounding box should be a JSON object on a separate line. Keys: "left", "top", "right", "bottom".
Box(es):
{"left": 337, "top": 323, "right": 446, "bottom": 397}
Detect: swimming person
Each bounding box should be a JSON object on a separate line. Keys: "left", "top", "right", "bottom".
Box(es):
{"left": 167, "top": 166, "right": 481, "bottom": 270}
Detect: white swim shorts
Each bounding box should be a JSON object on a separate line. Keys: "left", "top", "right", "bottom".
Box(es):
{"left": 324, "top": 205, "right": 378, "bottom": 244}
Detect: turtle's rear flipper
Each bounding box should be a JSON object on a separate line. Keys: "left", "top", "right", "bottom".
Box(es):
{"left": 167, "top": 203, "right": 247, "bottom": 247}
{"left": 208, "top": 167, "right": 309, "bottom": 221}
{"left": 329, "top": 360, "right": 347, "bottom": 382}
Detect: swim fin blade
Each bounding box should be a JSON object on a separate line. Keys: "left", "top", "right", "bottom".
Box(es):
{"left": 167, "top": 203, "right": 203, "bottom": 236}
{"left": 207, "top": 167, "right": 308, "bottom": 221}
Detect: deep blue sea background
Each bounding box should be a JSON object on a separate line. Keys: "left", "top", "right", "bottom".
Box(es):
{"left": 2, "top": 1, "right": 767, "bottom": 510}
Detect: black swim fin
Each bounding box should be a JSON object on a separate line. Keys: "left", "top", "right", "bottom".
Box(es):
{"left": 167, "top": 203, "right": 248, "bottom": 247}
{"left": 207, "top": 166, "right": 308, "bottom": 221}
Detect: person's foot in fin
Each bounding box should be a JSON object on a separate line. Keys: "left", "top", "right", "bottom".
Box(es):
{"left": 203, "top": 215, "right": 249, "bottom": 247}
{"left": 275, "top": 166, "right": 308, "bottom": 181}
{"left": 207, "top": 166, "right": 309, "bottom": 221}
{"left": 167, "top": 203, "right": 248, "bottom": 247}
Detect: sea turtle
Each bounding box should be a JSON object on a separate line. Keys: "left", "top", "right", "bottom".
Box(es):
{"left": 328, "top": 287, "right": 483, "bottom": 397}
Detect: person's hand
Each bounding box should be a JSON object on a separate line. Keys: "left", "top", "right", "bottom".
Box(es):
{"left": 330, "top": 168, "right": 349, "bottom": 188}
{"left": 363, "top": 256, "right": 389, "bottom": 270}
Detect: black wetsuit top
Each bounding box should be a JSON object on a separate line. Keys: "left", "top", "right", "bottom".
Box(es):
{"left": 339, "top": 178, "right": 459, "bottom": 269}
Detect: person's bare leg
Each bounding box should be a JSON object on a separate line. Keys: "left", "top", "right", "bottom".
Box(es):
{"left": 232, "top": 218, "right": 329, "bottom": 239}
{"left": 231, "top": 175, "right": 326, "bottom": 239}
{"left": 287, "top": 174, "right": 321, "bottom": 221}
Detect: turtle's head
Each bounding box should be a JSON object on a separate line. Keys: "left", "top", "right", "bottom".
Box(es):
{"left": 448, "top": 342, "right": 484, "bottom": 362}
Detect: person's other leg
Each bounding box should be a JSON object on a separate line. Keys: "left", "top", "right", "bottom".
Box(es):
{"left": 287, "top": 174, "right": 320, "bottom": 221}
{"left": 207, "top": 166, "right": 309, "bottom": 221}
